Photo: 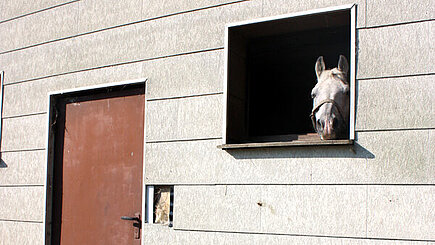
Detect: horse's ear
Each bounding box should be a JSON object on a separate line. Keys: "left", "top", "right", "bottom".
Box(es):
{"left": 338, "top": 55, "right": 349, "bottom": 74}
{"left": 315, "top": 56, "right": 325, "bottom": 79}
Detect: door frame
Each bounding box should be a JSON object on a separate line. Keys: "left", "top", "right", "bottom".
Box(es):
{"left": 44, "top": 78, "right": 147, "bottom": 245}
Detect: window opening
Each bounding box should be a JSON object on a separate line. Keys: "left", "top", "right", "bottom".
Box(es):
{"left": 223, "top": 5, "right": 356, "bottom": 148}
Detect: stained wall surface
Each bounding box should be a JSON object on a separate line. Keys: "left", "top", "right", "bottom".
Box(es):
{"left": 0, "top": 0, "right": 434, "bottom": 244}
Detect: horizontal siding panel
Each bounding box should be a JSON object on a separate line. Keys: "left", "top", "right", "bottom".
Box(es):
{"left": 361, "top": 130, "right": 434, "bottom": 184}
{"left": 174, "top": 185, "right": 261, "bottom": 233}
{"left": 261, "top": 0, "right": 366, "bottom": 28}
{"left": 145, "top": 94, "right": 223, "bottom": 142}
{"left": 145, "top": 130, "right": 433, "bottom": 185}
{"left": 0, "top": 221, "right": 43, "bottom": 245}
{"left": 174, "top": 186, "right": 261, "bottom": 232}
{"left": 142, "top": 0, "right": 245, "bottom": 19}
{"left": 1, "top": 114, "right": 47, "bottom": 152}
{"left": 73, "top": 23, "right": 143, "bottom": 73}
{"left": 260, "top": 185, "right": 366, "bottom": 237}
{"left": 144, "top": 49, "right": 224, "bottom": 100}
{"left": 0, "top": 151, "right": 46, "bottom": 186}
{"left": 0, "top": 2, "right": 79, "bottom": 53}
{"left": 145, "top": 140, "right": 221, "bottom": 184}
{"left": 146, "top": 139, "right": 356, "bottom": 184}
{"left": 2, "top": 74, "right": 77, "bottom": 117}
{"left": 366, "top": 0, "right": 435, "bottom": 27}
{"left": 0, "top": 187, "right": 44, "bottom": 222}
{"left": 174, "top": 185, "right": 366, "bottom": 237}
{"left": 78, "top": 0, "right": 142, "bottom": 34}
{"left": 356, "top": 75, "right": 435, "bottom": 131}
{"left": 0, "top": 0, "right": 73, "bottom": 22}
{"left": 0, "top": 39, "right": 78, "bottom": 85}
{"left": 367, "top": 185, "right": 435, "bottom": 240}
{"left": 357, "top": 21, "right": 434, "bottom": 79}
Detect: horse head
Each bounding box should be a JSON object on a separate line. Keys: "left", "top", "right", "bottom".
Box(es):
{"left": 311, "top": 55, "right": 349, "bottom": 140}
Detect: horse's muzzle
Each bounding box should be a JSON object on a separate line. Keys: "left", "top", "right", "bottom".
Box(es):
{"left": 317, "top": 118, "right": 336, "bottom": 140}
{"left": 311, "top": 99, "right": 347, "bottom": 140}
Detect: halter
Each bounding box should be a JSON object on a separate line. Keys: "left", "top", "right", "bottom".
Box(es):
{"left": 310, "top": 99, "right": 346, "bottom": 133}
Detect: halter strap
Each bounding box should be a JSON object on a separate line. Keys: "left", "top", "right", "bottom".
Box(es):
{"left": 310, "top": 99, "right": 346, "bottom": 132}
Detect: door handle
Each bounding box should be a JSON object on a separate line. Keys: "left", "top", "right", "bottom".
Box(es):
{"left": 121, "top": 216, "right": 140, "bottom": 222}
{"left": 121, "top": 212, "right": 141, "bottom": 239}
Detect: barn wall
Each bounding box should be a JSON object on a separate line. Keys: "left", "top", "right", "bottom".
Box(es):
{"left": 0, "top": 0, "right": 433, "bottom": 244}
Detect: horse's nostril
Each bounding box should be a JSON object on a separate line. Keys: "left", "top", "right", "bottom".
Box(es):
{"left": 316, "top": 119, "right": 325, "bottom": 132}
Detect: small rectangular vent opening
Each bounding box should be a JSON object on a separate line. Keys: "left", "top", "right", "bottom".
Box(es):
{"left": 146, "top": 185, "right": 174, "bottom": 227}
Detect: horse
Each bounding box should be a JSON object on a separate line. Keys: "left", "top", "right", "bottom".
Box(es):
{"left": 310, "top": 55, "right": 349, "bottom": 140}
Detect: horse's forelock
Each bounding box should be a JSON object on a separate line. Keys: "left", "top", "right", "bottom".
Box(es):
{"left": 318, "top": 69, "right": 347, "bottom": 86}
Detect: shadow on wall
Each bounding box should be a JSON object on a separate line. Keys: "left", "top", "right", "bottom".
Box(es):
{"left": 0, "top": 159, "right": 7, "bottom": 168}
{"left": 226, "top": 143, "right": 374, "bottom": 160}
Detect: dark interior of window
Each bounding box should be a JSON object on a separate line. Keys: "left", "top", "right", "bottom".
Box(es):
{"left": 226, "top": 10, "right": 350, "bottom": 144}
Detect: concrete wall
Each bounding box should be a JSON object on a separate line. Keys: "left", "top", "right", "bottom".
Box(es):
{"left": 0, "top": 0, "right": 434, "bottom": 244}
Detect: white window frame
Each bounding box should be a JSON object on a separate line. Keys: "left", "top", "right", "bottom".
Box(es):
{"left": 222, "top": 4, "right": 357, "bottom": 147}
{"left": 146, "top": 185, "right": 155, "bottom": 224}
{"left": 0, "top": 71, "right": 4, "bottom": 156}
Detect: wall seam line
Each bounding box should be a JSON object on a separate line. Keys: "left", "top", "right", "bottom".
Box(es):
{"left": 357, "top": 72, "right": 435, "bottom": 81}
{"left": 356, "top": 128, "right": 435, "bottom": 133}
{"left": 2, "top": 112, "right": 47, "bottom": 119}
{"left": 0, "top": 0, "right": 79, "bottom": 24}
{"left": 147, "top": 92, "right": 223, "bottom": 102}
{"left": 359, "top": 18, "right": 434, "bottom": 30}
{"left": 1, "top": 148, "right": 46, "bottom": 153}
{"left": 172, "top": 228, "right": 435, "bottom": 242}
{"left": 0, "top": 219, "right": 43, "bottom": 224}
{"left": 146, "top": 137, "right": 222, "bottom": 144}
{"left": 165, "top": 184, "right": 435, "bottom": 186}
{"left": 0, "top": 185, "right": 44, "bottom": 187}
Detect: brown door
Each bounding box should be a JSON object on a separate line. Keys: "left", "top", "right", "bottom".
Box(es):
{"left": 51, "top": 86, "right": 144, "bottom": 245}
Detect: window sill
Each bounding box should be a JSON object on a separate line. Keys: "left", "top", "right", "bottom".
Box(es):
{"left": 218, "top": 134, "right": 354, "bottom": 149}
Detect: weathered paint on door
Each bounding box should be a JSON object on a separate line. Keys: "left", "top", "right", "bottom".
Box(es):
{"left": 51, "top": 88, "right": 144, "bottom": 245}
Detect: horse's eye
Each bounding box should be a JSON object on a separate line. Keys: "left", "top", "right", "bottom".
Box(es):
{"left": 311, "top": 93, "right": 316, "bottom": 98}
